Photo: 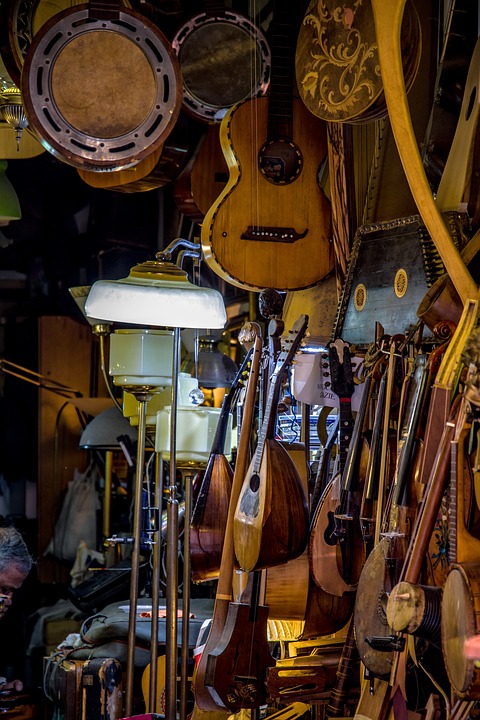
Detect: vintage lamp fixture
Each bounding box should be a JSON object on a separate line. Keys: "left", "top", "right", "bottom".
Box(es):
{"left": 0, "top": 85, "right": 29, "bottom": 148}
{"left": 84, "top": 238, "right": 226, "bottom": 719}
{"left": 79, "top": 406, "right": 137, "bottom": 545}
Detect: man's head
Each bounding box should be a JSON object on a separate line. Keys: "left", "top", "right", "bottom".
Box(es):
{"left": 0, "top": 527, "right": 33, "bottom": 617}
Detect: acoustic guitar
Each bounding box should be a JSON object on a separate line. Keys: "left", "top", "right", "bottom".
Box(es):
{"left": 200, "top": 2, "right": 333, "bottom": 292}
{"left": 233, "top": 314, "right": 310, "bottom": 572}
{"left": 173, "top": 124, "right": 229, "bottom": 223}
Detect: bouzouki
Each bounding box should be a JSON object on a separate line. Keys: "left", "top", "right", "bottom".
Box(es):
{"left": 233, "top": 314, "right": 310, "bottom": 572}
{"left": 201, "top": 2, "right": 333, "bottom": 292}
{"left": 190, "top": 348, "right": 254, "bottom": 583}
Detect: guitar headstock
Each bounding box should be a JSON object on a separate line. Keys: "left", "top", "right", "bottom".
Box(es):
{"left": 328, "top": 338, "right": 354, "bottom": 400}
{"left": 275, "top": 314, "right": 309, "bottom": 375}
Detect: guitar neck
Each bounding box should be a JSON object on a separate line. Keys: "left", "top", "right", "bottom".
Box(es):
{"left": 210, "top": 348, "right": 253, "bottom": 456}
{"left": 267, "top": 0, "right": 295, "bottom": 140}
{"left": 252, "top": 366, "right": 283, "bottom": 472}
{"left": 337, "top": 399, "right": 354, "bottom": 481}
{"left": 448, "top": 414, "right": 480, "bottom": 566}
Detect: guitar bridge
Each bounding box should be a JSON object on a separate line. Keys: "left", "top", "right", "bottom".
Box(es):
{"left": 241, "top": 226, "right": 307, "bottom": 243}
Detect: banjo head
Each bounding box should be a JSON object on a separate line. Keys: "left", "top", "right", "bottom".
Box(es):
{"left": 441, "top": 563, "right": 480, "bottom": 698}
{"left": 172, "top": 11, "right": 271, "bottom": 123}
{"left": 21, "top": 3, "right": 181, "bottom": 169}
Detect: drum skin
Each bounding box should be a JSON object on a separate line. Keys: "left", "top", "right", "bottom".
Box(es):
{"left": 21, "top": 3, "right": 181, "bottom": 169}
{"left": 441, "top": 562, "right": 480, "bottom": 699}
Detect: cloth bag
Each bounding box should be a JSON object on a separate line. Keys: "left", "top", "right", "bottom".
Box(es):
{"left": 45, "top": 463, "right": 99, "bottom": 563}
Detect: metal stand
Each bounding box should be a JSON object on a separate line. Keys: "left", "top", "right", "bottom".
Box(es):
{"left": 165, "top": 327, "right": 181, "bottom": 720}
{"left": 125, "top": 393, "right": 150, "bottom": 717}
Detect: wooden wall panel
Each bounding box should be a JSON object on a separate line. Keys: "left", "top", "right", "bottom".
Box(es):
{"left": 37, "top": 316, "right": 93, "bottom": 583}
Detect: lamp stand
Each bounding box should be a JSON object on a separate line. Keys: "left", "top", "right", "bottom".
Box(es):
{"left": 165, "top": 327, "right": 181, "bottom": 720}
{"left": 179, "top": 467, "right": 197, "bottom": 720}
{"left": 125, "top": 393, "right": 151, "bottom": 717}
{"left": 148, "top": 451, "right": 163, "bottom": 713}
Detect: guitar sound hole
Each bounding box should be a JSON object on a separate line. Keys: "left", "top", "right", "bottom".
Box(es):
{"left": 258, "top": 140, "right": 302, "bottom": 184}
{"left": 249, "top": 473, "right": 260, "bottom": 492}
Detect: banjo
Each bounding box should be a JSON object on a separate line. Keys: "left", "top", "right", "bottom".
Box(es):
{"left": 21, "top": 0, "right": 182, "bottom": 170}
{"left": 171, "top": 0, "right": 271, "bottom": 123}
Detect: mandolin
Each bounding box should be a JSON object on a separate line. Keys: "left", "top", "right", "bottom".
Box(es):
{"left": 190, "top": 348, "right": 253, "bottom": 583}
{"left": 200, "top": 2, "right": 333, "bottom": 292}
{"left": 233, "top": 314, "right": 310, "bottom": 572}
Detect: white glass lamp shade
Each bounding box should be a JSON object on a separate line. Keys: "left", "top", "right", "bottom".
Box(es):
{"left": 0, "top": 160, "right": 21, "bottom": 226}
{"left": 123, "top": 372, "right": 199, "bottom": 426}
{"left": 84, "top": 257, "right": 227, "bottom": 329}
{"left": 155, "top": 405, "right": 232, "bottom": 463}
{"left": 109, "top": 329, "right": 174, "bottom": 387}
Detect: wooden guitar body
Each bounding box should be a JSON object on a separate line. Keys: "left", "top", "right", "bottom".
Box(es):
{"left": 174, "top": 124, "right": 229, "bottom": 223}
{"left": 234, "top": 438, "right": 309, "bottom": 572}
{"left": 201, "top": 96, "right": 333, "bottom": 292}
{"left": 309, "top": 475, "right": 359, "bottom": 596}
{"left": 190, "top": 454, "right": 233, "bottom": 583}
{"left": 301, "top": 578, "right": 354, "bottom": 639}
{"left": 204, "top": 600, "right": 275, "bottom": 711}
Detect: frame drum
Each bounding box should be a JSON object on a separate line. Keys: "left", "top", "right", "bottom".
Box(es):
{"left": 172, "top": 10, "right": 271, "bottom": 123}
{"left": 441, "top": 562, "right": 480, "bottom": 699}
{"left": 21, "top": 2, "right": 181, "bottom": 169}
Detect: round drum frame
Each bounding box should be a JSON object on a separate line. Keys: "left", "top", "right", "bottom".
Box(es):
{"left": 21, "top": 3, "right": 181, "bottom": 169}
{"left": 172, "top": 10, "right": 271, "bottom": 123}
{"left": 441, "top": 562, "right": 480, "bottom": 699}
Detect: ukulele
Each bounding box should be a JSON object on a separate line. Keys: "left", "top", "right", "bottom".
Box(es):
{"left": 233, "top": 314, "right": 310, "bottom": 572}
{"left": 190, "top": 347, "right": 253, "bottom": 583}
{"left": 200, "top": 2, "right": 333, "bottom": 292}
